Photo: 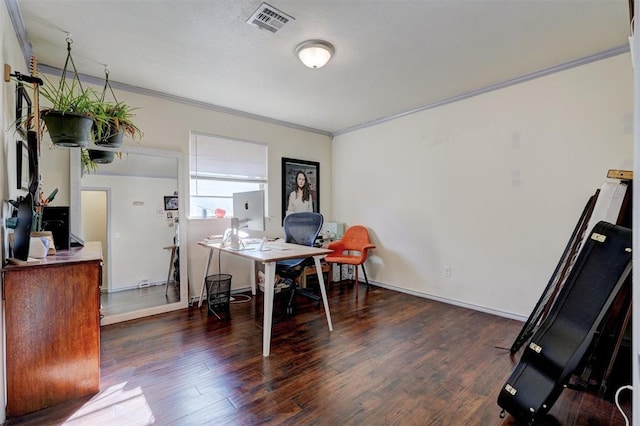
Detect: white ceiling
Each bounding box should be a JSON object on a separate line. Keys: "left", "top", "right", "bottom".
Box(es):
{"left": 11, "top": 0, "right": 632, "bottom": 136}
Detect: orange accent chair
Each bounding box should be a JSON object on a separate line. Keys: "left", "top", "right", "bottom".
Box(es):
{"left": 325, "top": 225, "right": 376, "bottom": 298}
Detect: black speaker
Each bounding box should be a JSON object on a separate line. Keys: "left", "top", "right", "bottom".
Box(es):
{"left": 42, "top": 206, "right": 70, "bottom": 250}
{"left": 12, "top": 193, "right": 33, "bottom": 260}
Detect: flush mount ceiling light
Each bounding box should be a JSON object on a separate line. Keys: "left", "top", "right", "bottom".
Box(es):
{"left": 295, "top": 40, "right": 335, "bottom": 69}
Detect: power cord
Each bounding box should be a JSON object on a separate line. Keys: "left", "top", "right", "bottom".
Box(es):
{"left": 614, "top": 384, "right": 632, "bottom": 426}
{"left": 214, "top": 247, "right": 252, "bottom": 304}
{"left": 230, "top": 294, "right": 252, "bottom": 304}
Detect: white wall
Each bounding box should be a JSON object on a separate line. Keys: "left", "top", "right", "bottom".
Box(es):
{"left": 82, "top": 174, "right": 177, "bottom": 291}
{"left": 332, "top": 53, "right": 633, "bottom": 320}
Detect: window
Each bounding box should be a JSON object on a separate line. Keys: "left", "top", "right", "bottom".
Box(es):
{"left": 189, "top": 133, "right": 267, "bottom": 218}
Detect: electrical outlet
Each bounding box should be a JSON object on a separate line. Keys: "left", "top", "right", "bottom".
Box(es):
{"left": 443, "top": 267, "right": 452, "bottom": 278}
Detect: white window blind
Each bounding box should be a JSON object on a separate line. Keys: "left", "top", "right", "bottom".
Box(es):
{"left": 191, "top": 133, "right": 267, "bottom": 182}
{"left": 189, "top": 133, "right": 268, "bottom": 218}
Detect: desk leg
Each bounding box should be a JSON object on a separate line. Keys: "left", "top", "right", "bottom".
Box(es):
{"left": 263, "top": 261, "right": 276, "bottom": 357}
{"left": 314, "top": 256, "right": 333, "bottom": 332}
{"left": 165, "top": 246, "right": 175, "bottom": 296}
{"left": 198, "top": 247, "right": 215, "bottom": 308}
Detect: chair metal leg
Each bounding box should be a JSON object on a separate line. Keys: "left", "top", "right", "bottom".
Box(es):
{"left": 297, "top": 288, "right": 321, "bottom": 304}
{"left": 286, "top": 281, "right": 296, "bottom": 315}
{"left": 355, "top": 265, "right": 359, "bottom": 299}
{"left": 285, "top": 282, "right": 320, "bottom": 315}
{"left": 361, "top": 263, "right": 370, "bottom": 289}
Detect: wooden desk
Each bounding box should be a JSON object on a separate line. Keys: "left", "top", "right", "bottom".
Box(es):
{"left": 2, "top": 242, "right": 103, "bottom": 416}
{"left": 197, "top": 241, "right": 333, "bottom": 356}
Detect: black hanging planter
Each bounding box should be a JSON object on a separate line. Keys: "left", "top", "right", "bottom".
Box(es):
{"left": 39, "top": 37, "right": 96, "bottom": 148}
{"left": 41, "top": 111, "right": 94, "bottom": 148}
{"left": 88, "top": 149, "right": 114, "bottom": 164}
{"left": 93, "top": 122, "right": 124, "bottom": 147}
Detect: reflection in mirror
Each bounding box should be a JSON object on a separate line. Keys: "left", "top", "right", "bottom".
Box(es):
{"left": 70, "top": 146, "right": 187, "bottom": 325}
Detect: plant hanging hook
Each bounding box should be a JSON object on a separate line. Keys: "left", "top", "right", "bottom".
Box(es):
{"left": 100, "top": 64, "right": 118, "bottom": 103}
{"left": 58, "top": 33, "right": 85, "bottom": 96}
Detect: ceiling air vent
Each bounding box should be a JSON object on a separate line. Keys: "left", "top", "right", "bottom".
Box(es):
{"left": 247, "top": 2, "right": 294, "bottom": 33}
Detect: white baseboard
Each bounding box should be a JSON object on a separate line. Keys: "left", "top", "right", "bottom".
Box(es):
{"left": 368, "top": 280, "right": 527, "bottom": 322}
{"left": 190, "top": 281, "right": 527, "bottom": 322}
{"left": 189, "top": 287, "right": 251, "bottom": 305}
{"left": 108, "top": 281, "right": 166, "bottom": 293}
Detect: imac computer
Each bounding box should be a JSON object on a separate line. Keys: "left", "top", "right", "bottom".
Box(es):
{"left": 232, "top": 190, "right": 265, "bottom": 232}
{"left": 222, "top": 190, "right": 265, "bottom": 250}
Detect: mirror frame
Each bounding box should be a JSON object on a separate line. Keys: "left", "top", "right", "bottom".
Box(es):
{"left": 70, "top": 145, "right": 188, "bottom": 324}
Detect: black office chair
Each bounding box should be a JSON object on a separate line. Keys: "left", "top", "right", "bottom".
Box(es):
{"left": 276, "top": 212, "right": 324, "bottom": 315}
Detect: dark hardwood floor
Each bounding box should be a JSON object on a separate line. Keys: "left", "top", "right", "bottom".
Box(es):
{"left": 6, "top": 281, "right": 632, "bottom": 425}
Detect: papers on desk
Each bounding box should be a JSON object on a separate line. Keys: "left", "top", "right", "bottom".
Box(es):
{"left": 266, "top": 243, "right": 290, "bottom": 250}
{"left": 7, "top": 257, "right": 43, "bottom": 265}
{"left": 241, "top": 238, "right": 291, "bottom": 250}
{"left": 204, "top": 234, "right": 224, "bottom": 244}
{"left": 200, "top": 237, "right": 291, "bottom": 251}
{"left": 242, "top": 238, "right": 264, "bottom": 245}
{"left": 203, "top": 238, "right": 223, "bottom": 244}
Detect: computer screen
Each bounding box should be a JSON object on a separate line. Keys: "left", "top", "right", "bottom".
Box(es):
{"left": 42, "top": 206, "right": 70, "bottom": 250}
{"left": 232, "top": 190, "right": 265, "bottom": 231}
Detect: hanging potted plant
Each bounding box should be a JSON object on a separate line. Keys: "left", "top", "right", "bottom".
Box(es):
{"left": 40, "top": 78, "right": 95, "bottom": 147}
{"left": 81, "top": 148, "right": 122, "bottom": 173}
{"left": 81, "top": 148, "right": 99, "bottom": 174}
{"left": 88, "top": 69, "right": 142, "bottom": 161}
{"left": 91, "top": 101, "right": 143, "bottom": 147}
{"left": 39, "top": 37, "right": 95, "bottom": 148}
{"left": 91, "top": 69, "right": 143, "bottom": 147}
{"left": 87, "top": 148, "right": 115, "bottom": 164}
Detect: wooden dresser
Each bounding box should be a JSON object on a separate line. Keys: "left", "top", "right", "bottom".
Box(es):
{"left": 2, "top": 242, "right": 102, "bottom": 417}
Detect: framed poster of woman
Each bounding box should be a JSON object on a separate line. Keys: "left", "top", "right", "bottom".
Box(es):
{"left": 281, "top": 157, "right": 320, "bottom": 221}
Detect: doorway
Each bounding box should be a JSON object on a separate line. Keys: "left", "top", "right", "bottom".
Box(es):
{"left": 81, "top": 189, "right": 109, "bottom": 290}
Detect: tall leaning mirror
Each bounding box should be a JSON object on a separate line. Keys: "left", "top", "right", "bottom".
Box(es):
{"left": 70, "top": 145, "right": 188, "bottom": 325}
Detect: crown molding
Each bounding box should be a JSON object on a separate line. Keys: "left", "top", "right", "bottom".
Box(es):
{"left": 333, "top": 45, "right": 630, "bottom": 137}
{"left": 5, "top": 0, "right": 32, "bottom": 67}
